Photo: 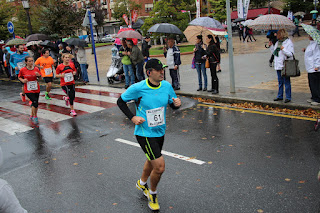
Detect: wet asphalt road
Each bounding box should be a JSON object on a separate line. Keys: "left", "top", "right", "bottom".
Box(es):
{"left": 0, "top": 81, "right": 320, "bottom": 213}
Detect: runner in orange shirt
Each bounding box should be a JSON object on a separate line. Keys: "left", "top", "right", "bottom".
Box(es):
{"left": 35, "top": 49, "right": 56, "bottom": 100}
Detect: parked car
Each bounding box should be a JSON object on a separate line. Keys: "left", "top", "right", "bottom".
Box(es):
{"left": 101, "top": 34, "right": 115, "bottom": 43}
{"left": 85, "top": 33, "right": 101, "bottom": 43}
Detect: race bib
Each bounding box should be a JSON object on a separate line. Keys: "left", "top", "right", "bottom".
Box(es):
{"left": 17, "top": 62, "right": 25, "bottom": 70}
{"left": 27, "top": 81, "right": 38, "bottom": 91}
{"left": 44, "top": 68, "right": 52, "bottom": 75}
{"left": 64, "top": 73, "right": 74, "bottom": 83}
{"left": 146, "top": 107, "right": 165, "bottom": 127}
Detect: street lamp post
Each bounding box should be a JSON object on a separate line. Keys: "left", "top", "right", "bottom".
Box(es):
{"left": 22, "top": 0, "right": 33, "bottom": 34}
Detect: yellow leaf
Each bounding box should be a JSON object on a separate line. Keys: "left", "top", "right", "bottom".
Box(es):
{"left": 90, "top": 151, "right": 94, "bottom": 153}
{"left": 285, "top": 178, "right": 291, "bottom": 182}
{"left": 256, "top": 186, "right": 263, "bottom": 190}
{"left": 208, "top": 161, "right": 213, "bottom": 164}
{"left": 257, "top": 209, "right": 264, "bottom": 213}
{"left": 98, "top": 173, "right": 103, "bottom": 175}
{"left": 228, "top": 145, "right": 233, "bottom": 147}
{"left": 96, "top": 130, "right": 99, "bottom": 132}
{"left": 202, "top": 137, "right": 207, "bottom": 140}
{"left": 73, "top": 163, "right": 78, "bottom": 166}
{"left": 112, "top": 203, "right": 117, "bottom": 205}
{"left": 57, "top": 192, "right": 62, "bottom": 195}
{"left": 44, "top": 161, "right": 49, "bottom": 164}
{"left": 80, "top": 131, "right": 83, "bottom": 133}
{"left": 52, "top": 158, "right": 56, "bottom": 161}
{"left": 298, "top": 180, "right": 305, "bottom": 184}
{"left": 266, "top": 156, "right": 271, "bottom": 158}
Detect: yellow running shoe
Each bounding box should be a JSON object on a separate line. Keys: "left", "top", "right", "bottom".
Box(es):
{"left": 148, "top": 193, "right": 160, "bottom": 211}
{"left": 136, "top": 180, "right": 149, "bottom": 197}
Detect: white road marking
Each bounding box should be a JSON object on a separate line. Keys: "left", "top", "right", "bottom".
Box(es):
{"left": 115, "top": 138, "right": 206, "bottom": 165}
{"left": 78, "top": 85, "right": 125, "bottom": 94}
{"left": 0, "top": 117, "right": 33, "bottom": 135}
{"left": 39, "top": 96, "right": 105, "bottom": 113}
{"left": 51, "top": 90, "right": 118, "bottom": 104}
{"left": 0, "top": 102, "right": 70, "bottom": 122}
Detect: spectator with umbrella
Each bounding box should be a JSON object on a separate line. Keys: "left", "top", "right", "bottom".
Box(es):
{"left": 142, "top": 35, "right": 151, "bottom": 63}
{"left": 193, "top": 35, "right": 207, "bottom": 91}
{"left": 76, "top": 46, "right": 89, "bottom": 84}
{"left": 301, "top": 24, "right": 320, "bottom": 106}
{"left": 126, "top": 40, "right": 145, "bottom": 82}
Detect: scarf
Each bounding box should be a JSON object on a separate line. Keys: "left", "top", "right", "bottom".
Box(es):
{"left": 273, "top": 37, "right": 288, "bottom": 57}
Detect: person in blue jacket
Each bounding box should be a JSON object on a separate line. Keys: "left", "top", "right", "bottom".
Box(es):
{"left": 9, "top": 44, "right": 29, "bottom": 102}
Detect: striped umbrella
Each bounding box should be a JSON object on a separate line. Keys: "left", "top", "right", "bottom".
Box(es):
{"left": 301, "top": 24, "right": 320, "bottom": 45}
{"left": 248, "top": 14, "right": 295, "bottom": 31}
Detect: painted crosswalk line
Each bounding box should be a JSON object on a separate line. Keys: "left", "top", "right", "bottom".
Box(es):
{"left": 0, "top": 117, "right": 33, "bottom": 135}
{"left": 0, "top": 85, "right": 124, "bottom": 136}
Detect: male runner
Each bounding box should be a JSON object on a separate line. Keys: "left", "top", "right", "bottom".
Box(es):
{"left": 35, "top": 49, "right": 56, "bottom": 100}
{"left": 117, "top": 59, "right": 181, "bottom": 210}
{"left": 9, "top": 44, "right": 29, "bottom": 101}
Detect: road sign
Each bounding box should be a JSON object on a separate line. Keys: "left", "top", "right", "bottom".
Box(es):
{"left": 82, "top": 10, "right": 97, "bottom": 27}
{"left": 7, "top": 22, "right": 14, "bottom": 34}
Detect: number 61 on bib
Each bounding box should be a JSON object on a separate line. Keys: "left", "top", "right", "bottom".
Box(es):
{"left": 146, "top": 107, "right": 165, "bottom": 127}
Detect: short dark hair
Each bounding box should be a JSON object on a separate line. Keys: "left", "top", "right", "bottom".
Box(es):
{"left": 145, "top": 35, "right": 150, "bottom": 39}
{"left": 126, "top": 40, "right": 134, "bottom": 46}
{"left": 42, "top": 49, "right": 49, "bottom": 55}
{"left": 16, "top": 44, "right": 24, "bottom": 48}
{"left": 25, "top": 56, "right": 33, "bottom": 62}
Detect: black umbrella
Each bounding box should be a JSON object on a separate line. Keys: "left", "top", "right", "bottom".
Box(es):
{"left": 132, "top": 19, "right": 144, "bottom": 29}
{"left": 233, "top": 18, "right": 246, "bottom": 23}
{"left": 148, "top": 23, "right": 183, "bottom": 34}
{"left": 25, "top": 34, "right": 50, "bottom": 42}
{"left": 65, "top": 38, "right": 88, "bottom": 47}
{"left": 39, "top": 40, "right": 55, "bottom": 48}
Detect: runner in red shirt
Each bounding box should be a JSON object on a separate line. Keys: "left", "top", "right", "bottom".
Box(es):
{"left": 55, "top": 53, "right": 77, "bottom": 116}
{"left": 18, "top": 56, "right": 41, "bottom": 124}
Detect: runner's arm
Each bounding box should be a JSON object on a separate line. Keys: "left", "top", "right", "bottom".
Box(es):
{"left": 117, "top": 97, "right": 135, "bottom": 120}
{"left": 169, "top": 102, "right": 180, "bottom": 109}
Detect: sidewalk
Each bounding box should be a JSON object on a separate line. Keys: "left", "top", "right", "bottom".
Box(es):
{"left": 86, "top": 33, "right": 320, "bottom": 111}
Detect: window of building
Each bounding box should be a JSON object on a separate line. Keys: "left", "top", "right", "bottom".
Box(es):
{"left": 145, "top": 3, "right": 153, "bottom": 12}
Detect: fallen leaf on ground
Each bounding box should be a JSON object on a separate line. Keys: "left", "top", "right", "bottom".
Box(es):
{"left": 44, "top": 161, "right": 49, "bottom": 164}
{"left": 202, "top": 137, "right": 207, "bottom": 140}
{"left": 80, "top": 131, "right": 83, "bottom": 133}
{"left": 57, "top": 192, "right": 62, "bottom": 195}
{"left": 169, "top": 206, "right": 174, "bottom": 209}
{"left": 104, "top": 157, "right": 109, "bottom": 160}
{"left": 196, "top": 179, "right": 200, "bottom": 181}
{"left": 285, "top": 178, "right": 291, "bottom": 182}
{"left": 266, "top": 156, "right": 271, "bottom": 158}
{"left": 112, "top": 203, "right": 117, "bottom": 205}
{"left": 278, "top": 192, "right": 283, "bottom": 195}
{"left": 228, "top": 145, "right": 233, "bottom": 147}
{"left": 237, "top": 162, "right": 244, "bottom": 165}
{"left": 52, "top": 158, "right": 56, "bottom": 161}
{"left": 298, "top": 180, "right": 305, "bottom": 184}
{"left": 256, "top": 186, "right": 263, "bottom": 190}
{"left": 90, "top": 151, "right": 94, "bottom": 153}
{"left": 98, "top": 173, "right": 103, "bottom": 175}
{"left": 73, "top": 163, "right": 78, "bottom": 166}
{"left": 96, "top": 130, "right": 99, "bottom": 132}
{"left": 212, "top": 136, "right": 215, "bottom": 138}
{"left": 216, "top": 185, "right": 221, "bottom": 188}
{"left": 257, "top": 209, "right": 264, "bottom": 213}
{"left": 182, "top": 130, "right": 188, "bottom": 132}
{"left": 217, "top": 150, "right": 221, "bottom": 152}
{"left": 208, "top": 161, "right": 213, "bottom": 164}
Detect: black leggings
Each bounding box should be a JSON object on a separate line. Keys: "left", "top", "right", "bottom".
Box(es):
{"left": 62, "top": 84, "right": 75, "bottom": 105}
{"left": 26, "top": 93, "right": 40, "bottom": 108}
{"left": 209, "top": 63, "right": 219, "bottom": 90}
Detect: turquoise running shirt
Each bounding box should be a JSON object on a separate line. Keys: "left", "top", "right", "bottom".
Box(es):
{"left": 121, "top": 79, "right": 177, "bottom": 137}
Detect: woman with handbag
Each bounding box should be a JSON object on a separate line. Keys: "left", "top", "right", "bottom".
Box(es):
{"left": 194, "top": 35, "right": 207, "bottom": 91}
{"left": 204, "top": 35, "right": 220, "bottom": 94}
{"left": 271, "top": 29, "right": 294, "bottom": 103}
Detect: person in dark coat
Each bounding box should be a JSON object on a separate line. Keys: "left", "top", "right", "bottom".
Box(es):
{"left": 204, "top": 35, "right": 220, "bottom": 94}
{"left": 142, "top": 35, "right": 151, "bottom": 63}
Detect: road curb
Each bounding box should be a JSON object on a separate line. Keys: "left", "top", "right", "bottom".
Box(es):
{"left": 175, "top": 91, "right": 320, "bottom": 111}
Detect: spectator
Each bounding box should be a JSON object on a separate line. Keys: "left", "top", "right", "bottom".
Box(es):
{"left": 205, "top": 35, "right": 220, "bottom": 94}
{"left": 238, "top": 24, "right": 244, "bottom": 42}
{"left": 213, "top": 35, "right": 222, "bottom": 73}
{"left": 246, "top": 27, "right": 256, "bottom": 42}
{"left": 164, "top": 38, "right": 181, "bottom": 90}
{"left": 303, "top": 35, "right": 320, "bottom": 106}
{"left": 119, "top": 39, "right": 134, "bottom": 89}
{"left": 267, "top": 30, "right": 278, "bottom": 67}
{"left": 4, "top": 47, "right": 13, "bottom": 79}
{"left": 58, "top": 44, "right": 65, "bottom": 64}
{"left": 76, "top": 46, "right": 89, "bottom": 84}
{"left": 142, "top": 35, "right": 151, "bottom": 63}
{"left": 270, "top": 29, "right": 294, "bottom": 103}
{"left": 0, "top": 48, "right": 3, "bottom": 75}
{"left": 312, "top": 13, "right": 317, "bottom": 25}
{"left": 0, "top": 146, "right": 28, "bottom": 212}
{"left": 292, "top": 16, "right": 301, "bottom": 37}
{"left": 126, "top": 40, "right": 145, "bottom": 82}
{"left": 193, "top": 35, "right": 207, "bottom": 91}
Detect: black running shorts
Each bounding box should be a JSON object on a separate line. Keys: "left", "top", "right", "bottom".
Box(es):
{"left": 43, "top": 77, "right": 53, "bottom": 83}
{"left": 136, "top": 135, "right": 165, "bottom": 161}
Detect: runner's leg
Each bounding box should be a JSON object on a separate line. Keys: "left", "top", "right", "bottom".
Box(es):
{"left": 149, "top": 156, "right": 165, "bottom": 191}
